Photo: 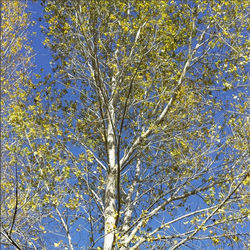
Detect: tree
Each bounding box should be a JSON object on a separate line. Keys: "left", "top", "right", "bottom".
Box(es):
{"left": 3, "top": 0, "right": 249, "bottom": 249}
{"left": 1, "top": 1, "right": 47, "bottom": 248}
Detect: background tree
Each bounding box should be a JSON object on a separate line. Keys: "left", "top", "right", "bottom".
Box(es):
{"left": 1, "top": 1, "right": 47, "bottom": 248}
{"left": 2, "top": 0, "right": 249, "bottom": 249}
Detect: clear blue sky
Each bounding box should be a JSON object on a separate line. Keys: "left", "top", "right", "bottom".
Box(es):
{"left": 19, "top": 1, "right": 249, "bottom": 249}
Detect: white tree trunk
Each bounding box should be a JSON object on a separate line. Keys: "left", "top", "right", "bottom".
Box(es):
{"left": 103, "top": 95, "right": 117, "bottom": 249}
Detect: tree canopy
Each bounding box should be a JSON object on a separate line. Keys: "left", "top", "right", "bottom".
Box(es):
{"left": 1, "top": 0, "right": 249, "bottom": 249}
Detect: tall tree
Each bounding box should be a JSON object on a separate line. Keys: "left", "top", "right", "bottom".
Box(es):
{"left": 38, "top": 1, "right": 249, "bottom": 249}
{"left": 3, "top": 0, "right": 249, "bottom": 249}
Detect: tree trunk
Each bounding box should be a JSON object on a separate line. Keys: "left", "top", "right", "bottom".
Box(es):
{"left": 104, "top": 96, "right": 117, "bottom": 249}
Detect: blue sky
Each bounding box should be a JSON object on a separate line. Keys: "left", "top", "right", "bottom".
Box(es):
{"left": 3, "top": 1, "right": 248, "bottom": 249}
